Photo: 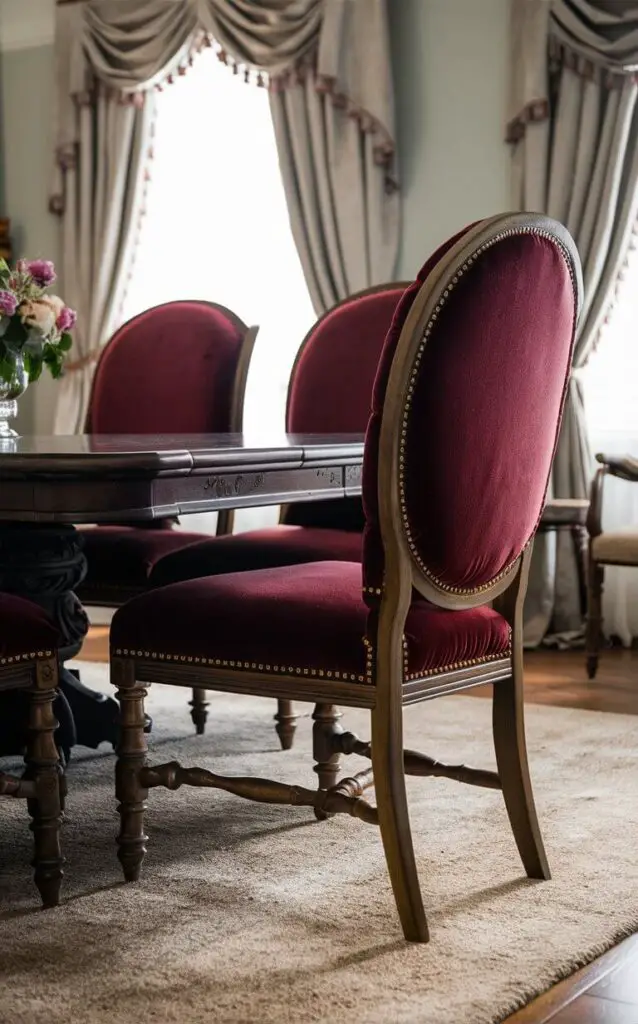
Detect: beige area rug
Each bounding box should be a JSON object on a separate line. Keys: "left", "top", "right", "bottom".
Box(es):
{"left": 1, "top": 662, "right": 637, "bottom": 1024}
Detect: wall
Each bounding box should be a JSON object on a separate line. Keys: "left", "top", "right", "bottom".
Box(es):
{"left": 0, "top": 0, "right": 57, "bottom": 433}
{"left": 390, "top": 0, "right": 510, "bottom": 278}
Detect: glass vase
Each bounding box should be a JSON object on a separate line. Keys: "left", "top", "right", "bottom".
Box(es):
{"left": 0, "top": 353, "right": 29, "bottom": 439}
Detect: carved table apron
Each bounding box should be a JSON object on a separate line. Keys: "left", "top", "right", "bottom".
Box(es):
{"left": 0, "top": 433, "right": 365, "bottom": 759}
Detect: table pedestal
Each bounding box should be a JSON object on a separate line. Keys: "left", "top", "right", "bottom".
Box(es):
{"left": 0, "top": 524, "right": 122, "bottom": 761}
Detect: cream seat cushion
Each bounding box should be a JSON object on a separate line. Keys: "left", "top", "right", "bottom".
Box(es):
{"left": 591, "top": 526, "right": 638, "bottom": 565}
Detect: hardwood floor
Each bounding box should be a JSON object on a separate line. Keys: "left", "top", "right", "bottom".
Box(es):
{"left": 76, "top": 631, "right": 638, "bottom": 1022}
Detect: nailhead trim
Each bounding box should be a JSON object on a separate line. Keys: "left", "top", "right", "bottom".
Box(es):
{"left": 0, "top": 650, "right": 54, "bottom": 666}
{"left": 112, "top": 648, "right": 367, "bottom": 684}
{"left": 398, "top": 228, "right": 576, "bottom": 597}
{"left": 114, "top": 636, "right": 512, "bottom": 686}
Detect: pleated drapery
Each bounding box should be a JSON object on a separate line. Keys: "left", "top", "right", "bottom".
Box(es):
{"left": 51, "top": 0, "right": 398, "bottom": 431}
{"left": 509, "top": 0, "right": 638, "bottom": 643}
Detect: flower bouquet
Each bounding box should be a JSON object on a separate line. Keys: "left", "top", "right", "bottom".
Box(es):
{"left": 0, "top": 257, "right": 76, "bottom": 436}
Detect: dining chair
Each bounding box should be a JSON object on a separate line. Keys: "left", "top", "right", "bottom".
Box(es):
{"left": 0, "top": 594, "right": 64, "bottom": 906}
{"left": 585, "top": 452, "right": 638, "bottom": 678}
{"left": 149, "top": 283, "right": 409, "bottom": 746}
{"left": 76, "top": 300, "right": 257, "bottom": 730}
{"left": 109, "top": 213, "right": 582, "bottom": 942}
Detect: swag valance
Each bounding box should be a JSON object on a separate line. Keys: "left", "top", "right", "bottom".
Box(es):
{"left": 52, "top": 0, "right": 397, "bottom": 213}
{"left": 509, "top": 0, "right": 638, "bottom": 144}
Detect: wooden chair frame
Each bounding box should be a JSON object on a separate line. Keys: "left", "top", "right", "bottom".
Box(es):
{"left": 110, "top": 214, "right": 582, "bottom": 941}
{"left": 274, "top": 281, "right": 411, "bottom": 750}
{"left": 0, "top": 655, "right": 64, "bottom": 906}
{"left": 585, "top": 452, "right": 638, "bottom": 678}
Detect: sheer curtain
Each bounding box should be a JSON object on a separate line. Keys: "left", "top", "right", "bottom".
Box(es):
{"left": 584, "top": 244, "right": 638, "bottom": 645}
{"left": 120, "top": 49, "right": 316, "bottom": 531}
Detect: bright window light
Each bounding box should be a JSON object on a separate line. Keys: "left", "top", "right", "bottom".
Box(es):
{"left": 120, "top": 48, "right": 316, "bottom": 438}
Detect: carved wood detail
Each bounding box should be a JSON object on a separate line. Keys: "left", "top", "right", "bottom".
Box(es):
{"left": 274, "top": 698, "right": 298, "bottom": 751}
{"left": 0, "top": 773, "right": 36, "bottom": 798}
{"left": 328, "top": 730, "right": 502, "bottom": 790}
{"left": 26, "top": 657, "right": 65, "bottom": 907}
{"left": 113, "top": 658, "right": 149, "bottom": 882}
{"left": 139, "top": 760, "right": 379, "bottom": 825}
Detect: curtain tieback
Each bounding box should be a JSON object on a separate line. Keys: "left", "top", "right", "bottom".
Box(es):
{"left": 569, "top": 366, "right": 586, "bottom": 382}
{"left": 64, "top": 348, "right": 102, "bottom": 373}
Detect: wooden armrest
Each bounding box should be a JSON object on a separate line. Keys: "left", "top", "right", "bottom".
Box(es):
{"left": 595, "top": 453, "right": 638, "bottom": 482}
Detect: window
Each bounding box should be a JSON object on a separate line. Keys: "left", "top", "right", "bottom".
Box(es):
{"left": 583, "top": 246, "right": 638, "bottom": 645}
{"left": 120, "top": 48, "right": 316, "bottom": 440}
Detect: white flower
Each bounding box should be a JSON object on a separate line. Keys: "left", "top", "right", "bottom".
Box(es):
{"left": 43, "top": 295, "right": 65, "bottom": 317}
{"left": 20, "top": 299, "right": 57, "bottom": 336}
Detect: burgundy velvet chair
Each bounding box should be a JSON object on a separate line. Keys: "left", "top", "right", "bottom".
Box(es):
{"left": 0, "top": 594, "right": 64, "bottom": 906}
{"left": 77, "top": 300, "right": 257, "bottom": 726}
{"left": 149, "top": 283, "right": 408, "bottom": 746}
{"left": 109, "top": 213, "right": 582, "bottom": 941}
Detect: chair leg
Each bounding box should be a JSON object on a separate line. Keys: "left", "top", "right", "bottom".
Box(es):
{"left": 371, "top": 706, "right": 429, "bottom": 943}
{"left": 312, "top": 704, "right": 342, "bottom": 821}
{"left": 190, "top": 688, "right": 209, "bottom": 735}
{"left": 113, "top": 658, "right": 149, "bottom": 882}
{"left": 586, "top": 560, "right": 604, "bottom": 680}
{"left": 26, "top": 658, "right": 64, "bottom": 908}
{"left": 492, "top": 673, "right": 550, "bottom": 880}
{"left": 274, "top": 699, "right": 297, "bottom": 750}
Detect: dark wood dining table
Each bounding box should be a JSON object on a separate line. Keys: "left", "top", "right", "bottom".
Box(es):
{"left": 0, "top": 433, "right": 364, "bottom": 760}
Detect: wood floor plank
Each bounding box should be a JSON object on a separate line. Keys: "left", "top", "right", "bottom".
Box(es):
{"left": 546, "top": 993, "right": 638, "bottom": 1023}
{"left": 505, "top": 937, "right": 638, "bottom": 1023}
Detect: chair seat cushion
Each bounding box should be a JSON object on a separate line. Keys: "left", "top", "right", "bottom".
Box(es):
{"left": 592, "top": 527, "right": 638, "bottom": 565}
{"left": 80, "top": 526, "right": 211, "bottom": 589}
{"left": 0, "top": 594, "right": 60, "bottom": 663}
{"left": 150, "top": 526, "right": 364, "bottom": 587}
{"left": 111, "top": 562, "right": 511, "bottom": 684}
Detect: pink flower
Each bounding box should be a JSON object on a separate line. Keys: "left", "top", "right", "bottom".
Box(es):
{"left": 56, "top": 306, "right": 77, "bottom": 332}
{"left": 26, "top": 259, "right": 56, "bottom": 288}
{"left": 0, "top": 290, "right": 17, "bottom": 317}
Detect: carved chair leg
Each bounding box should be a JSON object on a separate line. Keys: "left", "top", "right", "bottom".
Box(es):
{"left": 274, "top": 699, "right": 297, "bottom": 751}
{"left": 113, "top": 658, "right": 149, "bottom": 882}
{"left": 371, "top": 706, "right": 429, "bottom": 943}
{"left": 586, "top": 559, "right": 604, "bottom": 680}
{"left": 492, "top": 673, "right": 550, "bottom": 880}
{"left": 190, "top": 688, "right": 209, "bottom": 736}
{"left": 26, "top": 658, "right": 64, "bottom": 908}
{"left": 312, "top": 704, "right": 343, "bottom": 821}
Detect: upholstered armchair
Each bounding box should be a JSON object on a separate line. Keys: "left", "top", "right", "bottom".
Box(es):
{"left": 585, "top": 452, "right": 638, "bottom": 678}
{"left": 109, "top": 213, "right": 582, "bottom": 942}
{"left": 149, "top": 283, "right": 408, "bottom": 746}
{"left": 0, "top": 594, "right": 64, "bottom": 906}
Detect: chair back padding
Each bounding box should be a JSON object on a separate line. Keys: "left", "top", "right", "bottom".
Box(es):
{"left": 87, "top": 301, "right": 247, "bottom": 434}
{"left": 284, "top": 284, "right": 407, "bottom": 531}
{"left": 362, "top": 214, "right": 582, "bottom": 601}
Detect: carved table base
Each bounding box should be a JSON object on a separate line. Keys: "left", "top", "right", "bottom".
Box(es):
{"left": 0, "top": 524, "right": 124, "bottom": 761}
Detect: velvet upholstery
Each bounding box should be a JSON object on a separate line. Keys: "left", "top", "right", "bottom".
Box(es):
{"left": 284, "top": 285, "right": 405, "bottom": 530}
{"left": 79, "top": 527, "right": 211, "bottom": 590}
{"left": 150, "top": 286, "right": 406, "bottom": 587}
{"left": 150, "top": 527, "right": 363, "bottom": 587}
{"left": 111, "top": 562, "right": 510, "bottom": 683}
{"left": 362, "top": 225, "right": 577, "bottom": 597}
{"left": 0, "top": 593, "right": 60, "bottom": 661}
{"left": 82, "top": 301, "right": 249, "bottom": 601}
{"left": 86, "top": 301, "right": 245, "bottom": 435}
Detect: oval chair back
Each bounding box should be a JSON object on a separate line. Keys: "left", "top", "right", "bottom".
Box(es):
{"left": 86, "top": 300, "right": 257, "bottom": 437}
{"left": 362, "top": 213, "right": 583, "bottom": 614}
{"left": 85, "top": 300, "right": 257, "bottom": 537}
{"left": 282, "top": 283, "right": 409, "bottom": 531}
